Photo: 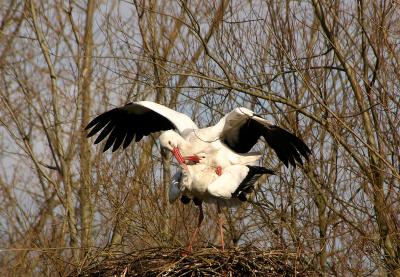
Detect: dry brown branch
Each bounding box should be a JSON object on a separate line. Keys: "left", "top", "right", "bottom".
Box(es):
{"left": 79, "top": 0, "right": 95, "bottom": 257}
{"left": 71, "top": 247, "right": 315, "bottom": 277}
{"left": 1, "top": 1, "right": 399, "bottom": 276}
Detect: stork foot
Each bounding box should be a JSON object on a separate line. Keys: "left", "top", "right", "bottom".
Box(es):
{"left": 180, "top": 246, "right": 192, "bottom": 257}
{"left": 216, "top": 166, "right": 222, "bottom": 176}
{"left": 184, "top": 204, "right": 204, "bottom": 256}
{"left": 184, "top": 155, "right": 202, "bottom": 164}
{"left": 217, "top": 205, "right": 225, "bottom": 252}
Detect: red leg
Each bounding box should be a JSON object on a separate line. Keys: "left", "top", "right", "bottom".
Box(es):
{"left": 216, "top": 166, "right": 222, "bottom": 176}
{"left": 217, "top": 205, "right": 225, "bottom": 252}
{"left": 187, "top": 204, "right": 204, "bottom": 252}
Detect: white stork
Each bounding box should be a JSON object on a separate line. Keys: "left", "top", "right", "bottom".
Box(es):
{"left": 169, "top": 158, "right": 275, "bottom": 252}
{"left": 85, "top": 101, "right": 311, "bottom": 250}
{"left": 85, "top": 101, "right": 311, "bottom": 169}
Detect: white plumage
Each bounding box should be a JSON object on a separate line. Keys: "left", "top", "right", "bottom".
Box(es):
{"left": 86, "top": 101, "right": 310, "bottom": 168}
{"left": 86, "top": 101, "right": 311, "bottom": 251}
{"left": 168, "top": 156, "right": 274, "bottom": 252}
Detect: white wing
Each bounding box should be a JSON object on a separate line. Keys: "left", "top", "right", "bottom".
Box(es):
{"left": 197, "top": 107, "right": 311, "bottom": 167}
{"left": 138, "top": 101, "right": 198, "bottom": 133}
{"left": 86, "top": 101, "right": 198, "bottom": 152}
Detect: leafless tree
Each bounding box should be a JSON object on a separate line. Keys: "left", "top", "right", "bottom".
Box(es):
{"left": 0, "top": 0, "right": 399, "bottom": 276}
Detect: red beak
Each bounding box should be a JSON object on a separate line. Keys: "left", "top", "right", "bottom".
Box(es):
{"left": 172, "top": 146, "right": 188, "bottom": 171}
{"left": 183, "top": 155, "right": 201, "bottom": 164}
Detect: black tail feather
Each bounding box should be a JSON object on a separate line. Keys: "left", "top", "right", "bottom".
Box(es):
{"left": 232, "top": 166, "right": 275, "bottom": 201}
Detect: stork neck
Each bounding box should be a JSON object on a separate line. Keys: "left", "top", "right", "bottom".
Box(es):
{"left": 178, "top": 140, "right": 192, "bottom": 156}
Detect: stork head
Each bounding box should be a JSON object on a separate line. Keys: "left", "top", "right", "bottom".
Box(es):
{"left": 159, "top": 130, "right": 188, "bottom": 169}
{"left": 159, "top": 130, "right": 184, "bottom": 151}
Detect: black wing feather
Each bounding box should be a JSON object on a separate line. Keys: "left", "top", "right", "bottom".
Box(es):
{"left": 94, "top": 121, "right": 114, "bottom": 144}
{"left": 85, "top": 110, "right": 112, "bottom": 130}
{"left": 86, "top": 103, "right": 176, "bottom": 152}
{"left": 112, "top": 128, "right": 126, "bottom": 152}
{"left": 261, "top": 124, "right": 311, "bottom": 167}
{"left": 222, "top": 117, "right": 311, "bottom": 167}
{"left": 232, "top": 166, "right": 275, "bottom": 201}
{"left": 103, "top": 125, "right": 120, "bottom": 152}
{"left": 123, "top": 129, "right": 135, "bottom": 149}
{"left": 87, "top": 116, "right": 111, "bottom": 138}
{"left": 135, "top": 133, "right": 143, "bottom": 142}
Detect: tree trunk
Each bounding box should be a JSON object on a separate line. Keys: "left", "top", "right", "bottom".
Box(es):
{"left": 79, "top": 0, "right": 95, "bottom": 257}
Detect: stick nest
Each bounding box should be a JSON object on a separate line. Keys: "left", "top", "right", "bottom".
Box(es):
{"left": 71, "top": 247, "right": 315, "bottom": 276}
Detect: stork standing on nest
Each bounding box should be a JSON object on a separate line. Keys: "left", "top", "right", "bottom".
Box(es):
{"left": 85, "top": 101, "right": 311, "bottom": 251}
{"left": 169, "top": 156, "right": 275, "bottom": 252}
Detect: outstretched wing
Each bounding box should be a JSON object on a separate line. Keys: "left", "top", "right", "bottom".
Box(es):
{"left": 219, "top": 107, "right": 311, "bottom": 167}
{"left": 85, "top": 101, "right": 198, "bottom": 152}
